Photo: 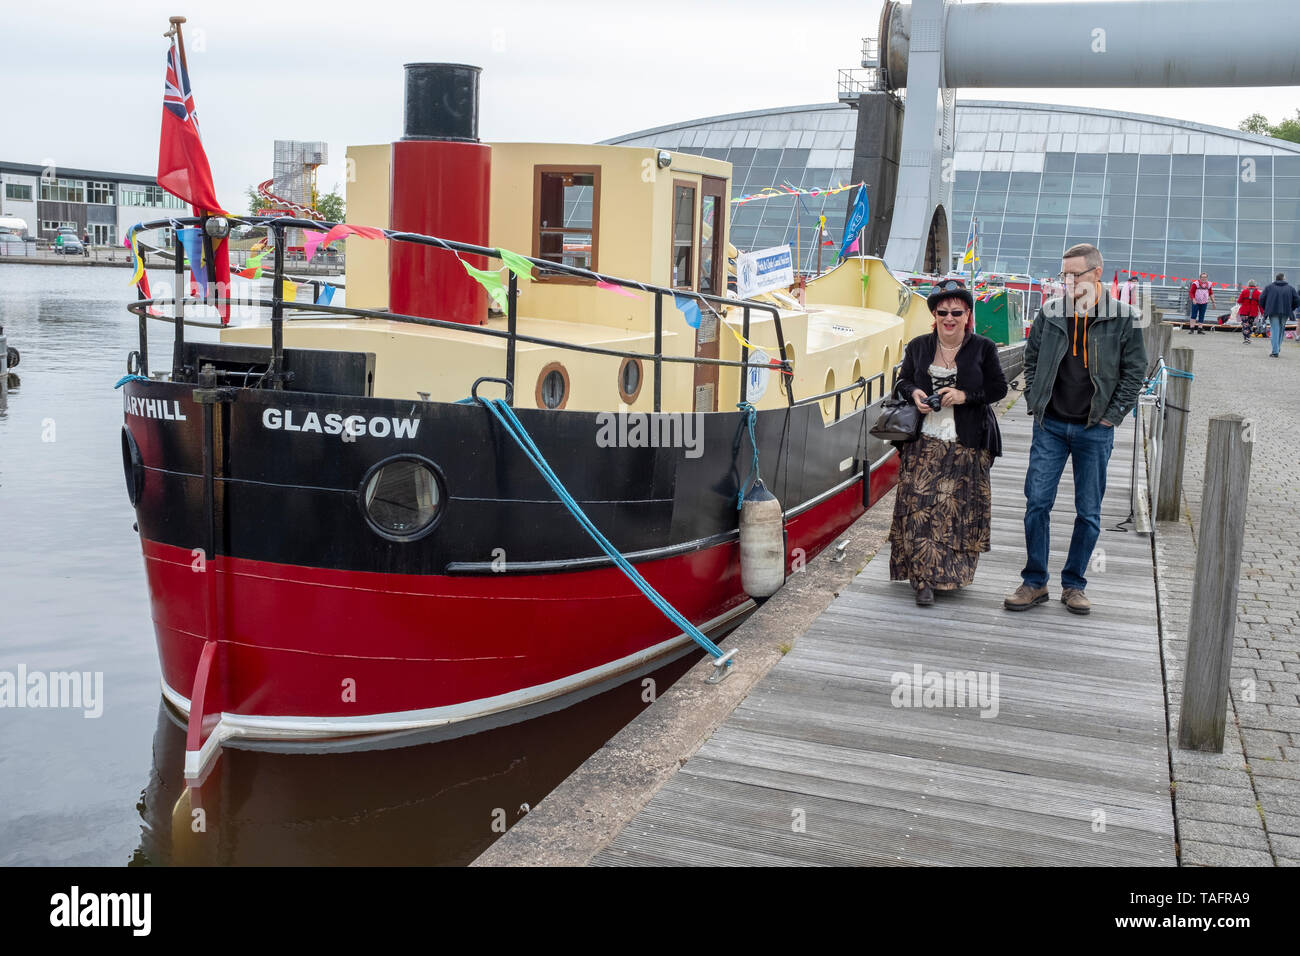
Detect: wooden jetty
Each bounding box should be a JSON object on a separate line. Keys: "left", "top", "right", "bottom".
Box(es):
{"left": 595, "top": 408, "right": 1175, "bottom": 866}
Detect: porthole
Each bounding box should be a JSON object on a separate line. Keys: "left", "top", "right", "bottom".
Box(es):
{"left": 821, "top": 369, "right": 837, "bottom": 422}
{"left": 358, "top": 455, "right": 444, "bottom": 541}
{"left": 618, "top": 357, "right": 643, "bottom": 404}
{"left": 536, "top": 362, "right": 570, "bottom": 410}
{"left": 121, "top": 426, "right": 143, "bottom": 506}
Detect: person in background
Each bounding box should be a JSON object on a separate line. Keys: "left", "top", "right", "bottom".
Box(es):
{"left": 1237, "top": 280, "right": 1262, "bottom": 343}
{"left": 1005, "top": 243, "right": 1147, "bottom": 616}
{"left": 1259, "top": 272, "right": 1299, "bottom": 358}
{"left": 1187, "top": 273, "right": 1215, "bottom": 334}
{"left": 1118, "top": 273, "right": 1139, "bottom": 307}
{"left": 889, "top": 279, "right": 1008, "bottom": 607}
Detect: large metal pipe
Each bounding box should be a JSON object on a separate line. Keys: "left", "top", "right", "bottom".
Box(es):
{"left": 882, "top": 0, "right": 1300, "bottom": 89}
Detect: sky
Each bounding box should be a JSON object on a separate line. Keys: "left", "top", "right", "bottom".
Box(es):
{"left": 3, "top": 0, "right": 1297, "bottom": 211}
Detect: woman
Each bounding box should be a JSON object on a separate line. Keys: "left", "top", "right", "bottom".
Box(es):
{"left": 888, "top": 279, "right": 1008, "bottom": 606}
{"left": 1237, "top": 280, "right": 1261, "bottom": 343}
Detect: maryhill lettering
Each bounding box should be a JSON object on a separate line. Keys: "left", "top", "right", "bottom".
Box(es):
{"left": 261, "top": 408, "right": 421, "bottom": 438}
{"left": 123, "top": 395, "right": 187, "bottom": 421}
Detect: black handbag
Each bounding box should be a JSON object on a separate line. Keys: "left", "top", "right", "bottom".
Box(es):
{"left": 870, "top": 382, "right": 922, "bottom": 443}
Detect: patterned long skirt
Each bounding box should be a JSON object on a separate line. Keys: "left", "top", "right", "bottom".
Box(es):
{"left": 888, "top": 435, "right": 994, "bottom": 589}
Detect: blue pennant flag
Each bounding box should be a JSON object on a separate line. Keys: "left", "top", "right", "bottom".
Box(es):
{"left": 177, "top": 227, "right": 207, "bottom": 297}
{"left": 839, "top": 186, "right": 868, "bottom": 261}
{"left": 674, "top": 293, "right": 701, "bottom": 329}
{"left": 316, "top": 284, "right": 336, "bottom": 306}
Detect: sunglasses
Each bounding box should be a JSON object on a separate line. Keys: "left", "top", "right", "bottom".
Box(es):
{"left": 934, "top": 309, "right": 967, "bottom": 317}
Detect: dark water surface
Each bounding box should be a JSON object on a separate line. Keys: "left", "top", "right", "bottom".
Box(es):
{"left": 0, "top": 263, "right": 701, "bottom": 865}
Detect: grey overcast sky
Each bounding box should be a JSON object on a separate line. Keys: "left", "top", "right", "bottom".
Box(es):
{"left": 3, "top": 0, "right": 1297, "bottom": 211}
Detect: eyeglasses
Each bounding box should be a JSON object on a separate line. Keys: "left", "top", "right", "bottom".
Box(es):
{"left": 934, "top": 309, "right": 966, "bottom": 317}
{"left": 1057, "top": 268, "right": 1097, "bottom": 280}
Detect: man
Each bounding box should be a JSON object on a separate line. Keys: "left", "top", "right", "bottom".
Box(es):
{"left": 1187, "top": 273, "right": 1215, "bottom": 334}
{"left": 1259, "top": 272, "right": 1299, "bottom": 358}
{"left": 1005, "top": 243, "right": 1147, "bottom": 615}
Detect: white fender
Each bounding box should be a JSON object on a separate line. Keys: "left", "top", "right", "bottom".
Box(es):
{"left": 739, "top": 479, "right": 785, "bottom": 598}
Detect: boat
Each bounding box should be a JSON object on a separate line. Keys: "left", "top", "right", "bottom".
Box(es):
{"left": 119, "top": 59, "right": 1023, "bottom": 779}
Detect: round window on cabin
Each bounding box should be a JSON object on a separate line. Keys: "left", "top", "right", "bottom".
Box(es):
{"left": 536, "top": 362, "right": 570, "bottom": 410}
{"left": 360, "top": 456, "right": 443, "bottom": 541}
{"left": 618, "top": 357, "right": 643, "bottom": 404}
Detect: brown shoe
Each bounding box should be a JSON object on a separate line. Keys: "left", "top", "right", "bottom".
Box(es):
{"left": 1061, "top": 588, "right": 1091, "bottom": 615}
{"left": 915, "top": 585, "right": 934, "bottom": 607}
{"left": 1004, "top": 583, "right": 1049, "bottom": 611}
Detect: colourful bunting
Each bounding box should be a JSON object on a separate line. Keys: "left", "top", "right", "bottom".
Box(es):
{"left": 498, "top": 248, "right": 535, "bottom": 284}
{"left": 177, "top": 227, "right": 207, "bottom": 297}
{"left": 674, "top": 293, "right": 701, "bottom": 329}
{"left": 732, "top": 181, "right": 866, "bottom": 206}
{"left": 461, "top": 260, "right": 509, "bottom": 310}
{"left": 303, "top": 229, "right": 327, "bottom": 262}
{"left": 597, "top": 280, "right": 639, "bottom": 298}
{"left": 321, "top": 223, "right": 386, "bottom": 247}
{"left": 125, "top": 228, "right": 145, "bottom": 287}
{"left": 282, "top": 279, "right": 299, "bottom": 300}
{"left": 317, "top": 284, "right": 336, "bottom": 306}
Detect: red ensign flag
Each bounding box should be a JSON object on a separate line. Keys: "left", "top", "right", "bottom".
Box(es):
{"left": 157, "top": 38, "right": 225, "bottom": 215}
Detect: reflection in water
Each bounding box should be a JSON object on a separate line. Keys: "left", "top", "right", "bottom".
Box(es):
{"left": 131, "top": 646, "right": 704, "bottom": 866}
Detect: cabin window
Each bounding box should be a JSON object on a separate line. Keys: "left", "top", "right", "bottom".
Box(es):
{"left": 672, "top": 182, "right": 695, "bottom": 289}
{"left": 360, "top": 456, "right": 443, "bottom": 541}
{"left": 536, "top": 362, "right": 570, "bottom": 410}
{"left": 698, "top": 177, "right": 726, "bottom": 297}
{"left": 534, "top": 166, "right": 599, "bottom": 278}
{"left": 618, "top": 357, "right": 643, "bottom": 404}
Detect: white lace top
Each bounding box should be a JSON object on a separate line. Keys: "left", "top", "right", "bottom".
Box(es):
{"left": 921, "top": 363, "right": 958, "bottom": 442}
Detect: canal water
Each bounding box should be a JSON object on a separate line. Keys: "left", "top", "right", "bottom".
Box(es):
{"left": 0, "top": 263, "right": 702, "bottom": 865}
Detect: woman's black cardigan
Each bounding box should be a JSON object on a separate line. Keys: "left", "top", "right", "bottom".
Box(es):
{"left": 895, "top": 330, "right": 1008, "bottom": 456}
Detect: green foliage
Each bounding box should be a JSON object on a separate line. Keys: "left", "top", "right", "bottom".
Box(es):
{"left": 315, "top": 188, "right": 345, "bottom": 223}
{"left": 1238, "top": 110, "right": 1300, "bottom": 143}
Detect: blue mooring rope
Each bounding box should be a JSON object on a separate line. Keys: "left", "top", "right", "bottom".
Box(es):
{"left": 477, "top": 397, "right": 729, "bottom": 664}
{"left": 736, "top": 402, "right": 760, "bottom": 510}
{"left": 114, "top": 374, "right": 149, "bottom": 389}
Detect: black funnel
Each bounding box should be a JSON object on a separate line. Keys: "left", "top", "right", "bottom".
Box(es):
{"left": 402, "top": 62, "right": 481, "bottom": 142}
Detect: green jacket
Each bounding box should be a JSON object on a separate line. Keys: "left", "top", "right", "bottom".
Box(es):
{"left": 1023, "top": 291, "right": 1148, "bottom": 428}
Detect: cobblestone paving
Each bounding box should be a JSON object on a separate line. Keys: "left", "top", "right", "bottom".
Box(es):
{"left": 1157, "top": 326, "right": 1300, "bottom": 866}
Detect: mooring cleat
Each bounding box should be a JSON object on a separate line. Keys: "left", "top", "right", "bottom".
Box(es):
{"left": 705, "top": 649, "right": 738, "bottom": 684}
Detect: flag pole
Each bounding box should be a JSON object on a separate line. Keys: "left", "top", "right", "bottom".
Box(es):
{"left": 166, "top": 15, "right": 222, "bottom": 317}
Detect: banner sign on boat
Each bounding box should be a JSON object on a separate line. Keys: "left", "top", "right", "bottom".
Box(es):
{"left": 746, "top": 348, "right": 771, "bottom": 402}
{"left": 736, "top": 246, "right": 793, "bottom": 299}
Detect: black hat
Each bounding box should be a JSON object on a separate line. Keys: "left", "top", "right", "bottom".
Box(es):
{"left": 926, "top": 277, "right": 974, "bottom": 312}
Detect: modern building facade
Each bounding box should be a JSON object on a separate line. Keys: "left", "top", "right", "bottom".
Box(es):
{"left": 608, "top": 99, "right": 1300, "bottom": 288}
{"left": 0, "top": 161, "right": 187, "bottom": 247}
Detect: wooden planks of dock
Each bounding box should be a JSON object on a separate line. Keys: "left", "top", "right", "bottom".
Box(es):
{"left": 595, "top": 406, "right": 1175, "bottom": 866}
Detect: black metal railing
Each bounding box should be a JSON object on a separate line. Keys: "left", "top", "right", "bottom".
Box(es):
{"left": 126, "top": 215, "right": 800, "bottom": 413}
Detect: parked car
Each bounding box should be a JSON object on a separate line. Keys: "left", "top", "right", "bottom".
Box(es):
{"left": 54, "top": 231, "right": 85, "bottom": 256}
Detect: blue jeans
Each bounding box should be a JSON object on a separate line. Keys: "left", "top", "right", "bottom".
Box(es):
{"left": 1190, "top": 302, "right": 1208, "bottom": 325}
{"left": 1022, "top": 415, "right": 1116, "bottom": 591}
{"left": 1269, "top": 315, "right": 1285, "bottom": 354}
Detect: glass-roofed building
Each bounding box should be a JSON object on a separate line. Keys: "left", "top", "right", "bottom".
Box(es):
{"left": 607, "top": 99, "right": 1300, "bottom": 288}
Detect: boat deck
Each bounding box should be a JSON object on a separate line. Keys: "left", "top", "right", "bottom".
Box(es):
{"left": 593, "top": 408, "right": 1176, "bottom": 866}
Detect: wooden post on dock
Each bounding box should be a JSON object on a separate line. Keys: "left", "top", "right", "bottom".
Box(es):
{"left": 1156, "top": 347, "right": 1193, "bottom": 520}
{"left": 1177, "top": 414, "right": 1252, "bottom": 752}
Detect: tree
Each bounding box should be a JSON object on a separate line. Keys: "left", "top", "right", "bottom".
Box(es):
{"left": 1239, "top": 113, "right": 1272, "bottom": 135}
{"left": 315, "top": 187, "right": 344, "bottom": 223}
{"left": 1238, "top": 110, "right": 1300, "bottom": 143}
